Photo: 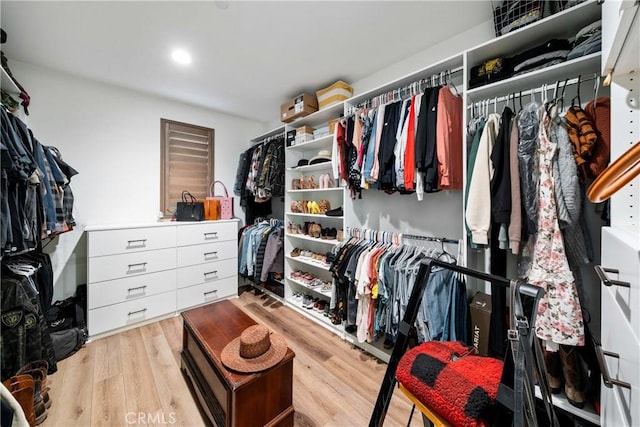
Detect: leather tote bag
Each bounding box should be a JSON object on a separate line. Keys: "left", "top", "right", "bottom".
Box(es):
{"left": 176, "top": 191, "right": 205, "bottom": 221}
{"left": 207, "top": 181, "right": 234, "bottom": 220}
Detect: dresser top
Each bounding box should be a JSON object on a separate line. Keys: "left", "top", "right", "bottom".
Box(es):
{"left": 181, "top": 300, "right": 294, "bottom": 389}
{"left": 85, "top": 219, "right": 239, "bottom": 232}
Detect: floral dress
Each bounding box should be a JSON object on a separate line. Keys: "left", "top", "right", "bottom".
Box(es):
{"left": 527, "top": 110, "right": 585, "bottom": 346}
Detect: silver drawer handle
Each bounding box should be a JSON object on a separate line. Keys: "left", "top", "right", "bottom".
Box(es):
{"left": 203, "top": 290, "right": 218, "bottom": 296}
{"left": 127, "top": 285, "right": 147, "bottom": 293}
{"left": 204, "top": 251, "right": 218, "bottom": 257}
{"left": 204, "top": 232, "right": 218, "bottom": 238}
{"left": 128, "top": 308, "right": 147, "bottom": 316}
{"left": 593, "top": 337, "right": 632, "bottom": 389}
{"left": 127, "top": 239, "right": 147, "bottom": 245}
{"left": 204, "top": 271, "right": 218, "bottom": 276}
{"left": 128, "top": 262, "right": 147, "bottom": 269}
{"left": 594, "top": 265, "right": 631, "bottom": 288}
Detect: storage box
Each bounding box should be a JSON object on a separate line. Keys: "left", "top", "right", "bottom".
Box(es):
{"left": 313, "top": 126, "right": 330, "bottom": 140}
{"left": 328, "top": 118, "right": 340, "bottom": 135}
{"left": 280, "top": 93, "right": 318, "bottom": 123}
{"left": 296, "top": 125, "right": 315, "bottom": 136}
{"left": 469, "top": 292, "right": 492, "bottom": 356}
{"left": 316, "top": 80, "right": 354, "bottom": 109}
{"left": 285, "top": 130, "right": 296, "bottom": 147}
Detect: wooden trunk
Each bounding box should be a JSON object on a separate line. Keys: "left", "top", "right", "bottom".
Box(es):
{"left": 181, "top": 300, "right": 295, "bottom": 427}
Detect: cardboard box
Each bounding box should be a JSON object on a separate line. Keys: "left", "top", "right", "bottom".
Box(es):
{"left": 328, "top": 118, "right": 340, "bottom": 134}
{"left": 316, "top": 80, "right": 353, "bottom": 109}
{"left": 280, "top": 93, "right": 318, "bottom": 123}
{"left": 285, "top": 130, "right": 296, "bottom": 147}
{"left": 296, "top": 125, "right": 315, "bottom": 136}
{"left": 469, "top": 292, "right": 492, "bottom": 356}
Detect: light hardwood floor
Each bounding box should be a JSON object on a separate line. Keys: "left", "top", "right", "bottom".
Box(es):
{"left": 41, "top": 287, "right": 424, "bottom": 427}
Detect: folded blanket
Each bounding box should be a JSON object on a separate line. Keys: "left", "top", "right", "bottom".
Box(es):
{"left": 396, "top": 341, "right": 503, "bottom": 427}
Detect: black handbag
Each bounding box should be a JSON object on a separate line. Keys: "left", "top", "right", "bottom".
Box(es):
{"left": 175, "top": 190, "right": 205, "bottom": 221}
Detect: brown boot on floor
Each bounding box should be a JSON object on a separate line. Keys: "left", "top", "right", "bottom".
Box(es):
{"left": 560, "top": 345, "right": 586, "bottom": 408}
{"left": 3, "top": 375, "right": 36, "bottom": 426}
{"left": 18, "top": 361, "right": 51, "bottom": 410}
{"left": 543, "top": 349, "right": 563, "bottom": 393}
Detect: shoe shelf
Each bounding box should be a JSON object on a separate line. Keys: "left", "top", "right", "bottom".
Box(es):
{"left": 285, "top": 297, "right": 342, "bottom": 334}
{"left": 287, "top": 162, "right": 333, "bottom": 173}
{"left": 286, "top": 212, "right": 343, "bottom": 219}
{"left": 287, "top": 188, "right": 344, "bottom": 194}
{"left": 287, "top": 276, "right": 333, "bottom": 298}
{"left": 285, "top": 134, "right": 333, "bottom": 152}
{"left": 343, "top": 330, "right": 391, "bottom": 363}
{"left": 285, "top": 254, "right": 331, "bottom": 271}
{"left": 534, "top": 385, "right": 600, "bottom": 425}
{"left": 285, "top": 233, "right": 340, "bottom": 245}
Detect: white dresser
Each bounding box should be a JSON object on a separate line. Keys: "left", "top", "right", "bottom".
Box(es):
{"left": 598, "top": 227, "right": 639, "bottom": 426}
{"left": 86, "top": 220, "right": 239, "bottom": 338}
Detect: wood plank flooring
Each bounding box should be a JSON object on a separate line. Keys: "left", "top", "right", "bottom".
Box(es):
{"left": 41, "top": 288, "right": 424, "bottom": 426}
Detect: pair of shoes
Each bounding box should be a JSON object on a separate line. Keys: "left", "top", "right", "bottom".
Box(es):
{"left": 318, "top": 199, "right": 331, "bottom": 214}
{"left": 313, "top": 300, "right": 328, "bottom": 312}
{"left": 325, "top": 207, "right": 343, "bottom": 217}
{"left": 300, "top": 175, "right": 318, "bottom": 189}
{"left": 303, "top": 295, "right": 318, "bottom": 309}
{"left": 307, "top": 201, "right": 321, "bottom": 214}
{"left": 321, "top": 228, "right": 337, "bottom": 240}
{"left": 318, "top": 174, "right": 335, "bottom": 189}
{"left": 308, "top": 223, "right": 322, "bottom": 238}
{"left": 291, "top": 178, "right": 301, "bottom": 190}
{"left": 290, "top": 248, "right": 301, "bottom": 257}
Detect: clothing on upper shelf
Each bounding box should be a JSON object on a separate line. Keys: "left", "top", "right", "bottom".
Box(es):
{"left": 338, "top": 84, "right": 462, "bottom": 200}
{"left": 1, "top": 106, "right": 78, "bottom": 255}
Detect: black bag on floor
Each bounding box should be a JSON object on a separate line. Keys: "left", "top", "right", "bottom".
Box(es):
{"left": 50, "top": 327, "right": 87, "bottom": 361}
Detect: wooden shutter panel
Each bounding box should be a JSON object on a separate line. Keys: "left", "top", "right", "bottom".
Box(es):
{"left": 161, "top": 119, "right": 214, "bottom": 216}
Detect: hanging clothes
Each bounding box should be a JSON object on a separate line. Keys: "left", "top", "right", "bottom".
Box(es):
{"left": 436, "top": 86, "right": 463, "bottom": 190}
{"left": 527, "top": 111, "right": 585, "bottom": 347}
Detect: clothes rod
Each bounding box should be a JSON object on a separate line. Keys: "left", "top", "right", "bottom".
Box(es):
{"left": 402, "top": 234, "right": 459, "bottom": 245}
{"left": 467, "top": 73, "right": 600, "bottom": 107}
{"left": 349, "top": 66, "right": 464, "bottom": 113}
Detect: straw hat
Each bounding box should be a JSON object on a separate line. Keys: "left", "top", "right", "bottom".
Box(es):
{"left": 220, "top": 324, "right": 287, "bottom": 373}
{"left": 309, "top": 150, "right": 332, "bottom": 165}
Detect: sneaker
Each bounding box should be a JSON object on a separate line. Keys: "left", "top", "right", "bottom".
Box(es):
{"left": 306, "top": 297, "right": 319, "bottom": 310}
{"left": 302, "top": 294, "right": 313, "bottom": 308}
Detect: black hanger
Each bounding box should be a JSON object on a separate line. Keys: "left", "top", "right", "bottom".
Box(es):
{"left": 571, "top": 75, "right": 582, "bottom": 107}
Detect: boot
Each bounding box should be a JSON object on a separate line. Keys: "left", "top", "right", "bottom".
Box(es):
{"left": 18, "top": 361, "right": 51, "bottom": 409}
{"left": 543, "top": 349, "right": 563, "bottom": 393}
{"left": 3, "top": 375, "right": 36, "bottom": 426}
{"left": 4, "top": 373, "right": 47, "bottom": 425}
{"left": 560, "top": 345, "right": 586, "bottom": 408}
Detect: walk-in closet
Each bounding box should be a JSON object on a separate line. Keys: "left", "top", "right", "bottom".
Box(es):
{"left": 1, "top": 1, "right": 638, "bottom": 426}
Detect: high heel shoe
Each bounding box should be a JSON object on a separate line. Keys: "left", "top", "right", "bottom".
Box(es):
{"left": 308, "top": 176, "right": 318, "bottom": 189}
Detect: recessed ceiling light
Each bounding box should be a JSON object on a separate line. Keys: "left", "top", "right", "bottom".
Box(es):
{"left": 171, "top": 49, "right": 191, "bottom": 65}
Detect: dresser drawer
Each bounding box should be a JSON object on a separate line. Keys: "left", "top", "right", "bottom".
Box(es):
{"left": 601, "top": 227, "right": 639, "bottom": 341}
{"left": 177, "top": 240, "right": 237, "bottom": 268}
{"left": 601, "top": 285, "right": 640, "bottom": 425}
{"left": 177, "top": 258, "right": 237, "bottom": 289}
{"left": 88, "top": 291, "right": 176, "bottom": 336}
{"left": 88, "top": 226, "right": 176, "bottom": 257}
{"left": 177, "top": 222, "right": 236, "bottom": 246}
{"left": 88, "top": 248, "right": 176, "bottom": 283}
{"left": 88, "top": 270, "right": 176, "bottom": 310}
{"left": 176, "top": 276, "right": 237, "bottom": 310}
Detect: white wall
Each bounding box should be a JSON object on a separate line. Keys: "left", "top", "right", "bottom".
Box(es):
{"left": 11, "top": 61, "right": 263, "bottom": 299}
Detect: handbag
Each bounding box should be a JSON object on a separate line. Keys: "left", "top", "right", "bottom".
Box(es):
{"left": 175, "top": 191, "right": 205, "bottom": 221}
{"left": 207, "top": 181, "right": 234, "bottom": 220}
{"left": 203, "top": 198, "right": 221, "bottom": 220}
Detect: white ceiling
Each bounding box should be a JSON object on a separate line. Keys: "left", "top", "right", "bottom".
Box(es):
{"left": 0, "top": 1, "right": 493, "bottom": 123}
